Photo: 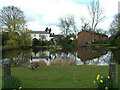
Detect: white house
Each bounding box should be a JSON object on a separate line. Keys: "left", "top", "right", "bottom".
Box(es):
{"left": 31, "top": 31, "right": 52, "bottom": 41}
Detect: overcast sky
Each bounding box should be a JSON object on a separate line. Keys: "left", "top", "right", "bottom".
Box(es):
{"left": 0, "top": 0, "right": 119, "bottom": 34}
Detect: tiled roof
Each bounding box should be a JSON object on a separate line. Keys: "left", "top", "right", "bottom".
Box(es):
{"left": 78, "top": 30, "right": 108, "bottom": 37}
{"left": 32, "top": 31, "right": 49, "bottom": 34}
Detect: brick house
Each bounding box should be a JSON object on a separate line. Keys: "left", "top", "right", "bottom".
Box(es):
{"left": 77, "top": 30, "right": 108, "bottom": 44}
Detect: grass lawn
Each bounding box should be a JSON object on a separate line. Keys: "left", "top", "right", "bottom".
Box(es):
{"left": 10, "top": 65, "right": 117, "bottom": 88}
{"left": 91, "top": 44, "right": 111, "bottom": 46}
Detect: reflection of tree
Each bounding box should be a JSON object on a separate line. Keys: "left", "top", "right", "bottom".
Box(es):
{"left": 32, "top": 48, "right": 40, "bottom": 56}
{"left": 2, "top": 49, "right": 20, "bottom": 59}
{"left": 3, "top": 49, "right": 32, "bottom": 67}
{"left": 13, "top": 49, "right": 32, "bottom": 67}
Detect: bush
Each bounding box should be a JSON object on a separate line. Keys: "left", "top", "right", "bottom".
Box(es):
{"left": 5, "top": 76, "right": 22, "bottom": 88}
{"left": 94, "top": 75, "right": 118, "bottom": 89}
{"left": 116, "top": 36, "right": 120, "bottom": 48}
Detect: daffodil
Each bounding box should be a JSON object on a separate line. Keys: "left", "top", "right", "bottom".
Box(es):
{"left": 96, "top": 75, "right": 100, "bottom": 80}
{"left": 105, "top": 87, "right": 108, "bottom": 89}
{"left": 19, "top": 86, "right": 22, "bottom": 89}
{"left": 93, "top": 81, "right": 96, "bottom": 83}
{"left": 100, "top": 80, "right": 103, "bottom": 83}
{"left": 107, "top": 76, "right": 110, "bottom": 79}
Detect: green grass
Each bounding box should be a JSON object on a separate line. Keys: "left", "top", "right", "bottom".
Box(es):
{"left": 91, "top": 44, "right": 111, "bottom": 46}
{"left": 33, "top": 46, "right": 50, "bottom": 48}
{"left": 10, "top": 65, "right": 114, "bottom": 88}
{"left": 33, "top": 45, "right": 62, "bottom": 48}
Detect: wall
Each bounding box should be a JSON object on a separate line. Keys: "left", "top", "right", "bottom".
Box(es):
{"left": 77, "top": 31, "right": 108, "bottom": 44}
{"left": 31, "top": 33, "right": 52, "bottom": 41}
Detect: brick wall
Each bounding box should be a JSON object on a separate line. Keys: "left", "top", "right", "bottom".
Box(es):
{"left": 77, "top": 30, "right": 108, "bottom": 44}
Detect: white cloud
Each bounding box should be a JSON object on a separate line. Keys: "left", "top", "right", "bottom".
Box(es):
{"left": 0, "top": 0, "right": 119, "bottom": 34}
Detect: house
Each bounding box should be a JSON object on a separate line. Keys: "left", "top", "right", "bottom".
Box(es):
{"left": 51, "top": 35, "right": 64, "bottom": 41}
{"left": 77, "top": 30, "right": 108, "bottom": 44}
{"left": 50, "top": 35, "right": 64, "bottom": 45}
{"left": 31, "top": 31, "right": 52, "bottom": 41}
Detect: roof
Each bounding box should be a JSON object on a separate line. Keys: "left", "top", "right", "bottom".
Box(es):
{"left": 32, "top": 31, "right": 49, "bottom": 34}
{"left": 51, "top": 35, "right": 64, "bottom": 37}
{"left": 78, "top": 30, "right": 108, "bottom": 37}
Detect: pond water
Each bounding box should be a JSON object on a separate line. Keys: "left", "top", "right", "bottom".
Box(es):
{"left": 1, "top": 47, "right": 120, "bottom": 67}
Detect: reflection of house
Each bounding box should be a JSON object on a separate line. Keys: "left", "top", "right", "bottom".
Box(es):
{"left": 32, "top": 51, "right": 50, "bottom": 59}
{"left": 31, "top": 31, "right": 52, "bottom": 41}
{"left": 77, "top": 48, "right": 107, "bottom": 61}
{"left": 77, "top": 30, "right": 108, "bottom": 44}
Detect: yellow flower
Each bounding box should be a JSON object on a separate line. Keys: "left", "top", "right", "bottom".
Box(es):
{"left": 105, "top": 87, "right": 108, "bottom": 89}
{"left": 19, "top": 87, "right": 22, "bottom": 89}
{"left": 100, "top": 80, "right": 103, "bottom": 83}
{"left": 107, "top": 76, "right": 110, "bottom": 79}
{"left": 93, "top": 81, "right": 96, "bottom": 83}
{"left": 96, "top": 75, "right": 100, "bottom": 80}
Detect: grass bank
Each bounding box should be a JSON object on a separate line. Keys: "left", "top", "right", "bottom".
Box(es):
{"left": 10, "top": 65, "right": 118, "bottom": 88}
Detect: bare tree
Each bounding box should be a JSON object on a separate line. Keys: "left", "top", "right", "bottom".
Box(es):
{"left": 58, "top": 15, "right": 77, "bottom": 37}
{"left": 0, "top": 6, "right": 26, "bottom": 32}
{"left": 81, "top": 17, "right": 90, "bottom": 30}
{"left": 88, "top": 0, "right": 105, "bottom": 31}
{"left": 109, "top": 14, "right": 120, "bottom": 36}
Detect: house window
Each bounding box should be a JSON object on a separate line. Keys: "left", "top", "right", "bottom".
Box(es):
{"left": 34, "top": 34, "right": 36, "bottom": 37}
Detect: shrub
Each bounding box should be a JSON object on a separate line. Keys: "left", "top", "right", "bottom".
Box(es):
{"left": 116, "top": 36, "right": 120, "bottom": 48}
{"left": 94, "top": 75, "right": 118, "bottom": 89}
{"left": 5, "top": 76, "right": 22, "bottom": 88}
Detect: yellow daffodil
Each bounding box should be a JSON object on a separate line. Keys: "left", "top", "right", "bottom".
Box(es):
{"left": 107, "top": 76, "right": 110, "bottom": 79}
{"left": 96, "top": 75, "right": 100, "bottom": 80}
{"left": 93, "top": 81, "right": 96, "bottom": 83}
{"left": 105, "top": 87, "right": 108, "bottom": 89}
{"left": 19, "top": 87, "right": 22, "bottom": 89}
{"left": 100, "top": 80, "right": 103, "bottom": 83}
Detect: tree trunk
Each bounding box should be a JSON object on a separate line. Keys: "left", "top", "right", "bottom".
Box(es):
{"left": 3, "top": 59, "right": 12, "bottom": 88}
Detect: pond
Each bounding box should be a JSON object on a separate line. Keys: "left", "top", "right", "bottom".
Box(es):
{"left": 1, "top": 47, "right": 120, "bottom": 67}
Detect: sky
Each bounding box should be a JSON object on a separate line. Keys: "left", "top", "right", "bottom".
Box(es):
{"left": 0, "top": 0, "right": 119, "bottom": 34}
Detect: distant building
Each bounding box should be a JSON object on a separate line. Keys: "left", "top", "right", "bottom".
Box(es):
{"left": 51, "top": 35, "right": 64, "bottom": 41}
{"left": 31, "top": 31, "right": 52, "bottom": 41}
{"left": 77, "top": 30, "right": 108, "bottom": 44}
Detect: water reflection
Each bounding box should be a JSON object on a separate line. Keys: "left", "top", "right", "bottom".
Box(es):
{"left": 2, "top": 49, "right": 32, "bottom": 67}
{"left": 2, "top": 48, "right": 119, "bottom": 67}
